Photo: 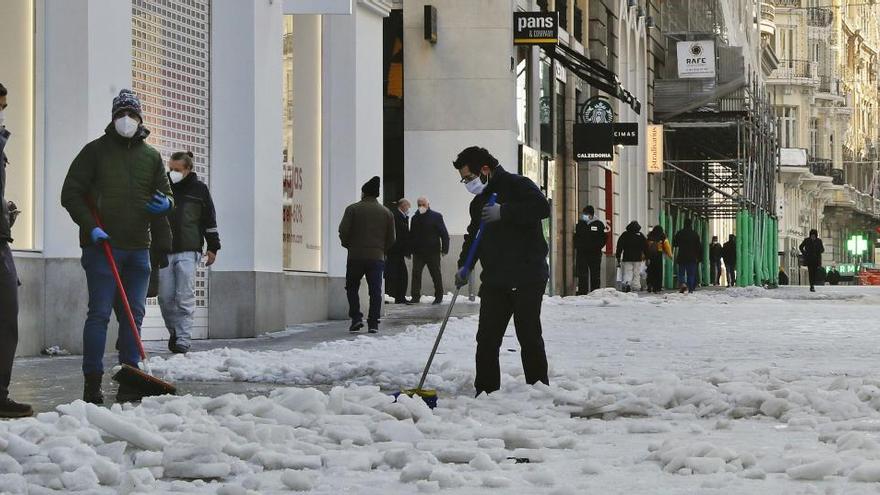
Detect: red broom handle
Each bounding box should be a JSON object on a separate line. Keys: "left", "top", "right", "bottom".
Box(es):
{"left": 88, "top": 203, "right": 148, "bottom": 362}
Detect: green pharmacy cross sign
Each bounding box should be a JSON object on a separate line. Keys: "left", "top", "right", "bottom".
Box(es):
{"left": 847, "top": 235, "right": 869, "bottom": 256}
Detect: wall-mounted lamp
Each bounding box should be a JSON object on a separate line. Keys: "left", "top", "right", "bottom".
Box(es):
{"left": 646, "top": 16, "right": 655, "bottom": 28}
{"left": 637, "top": 6, "right": 645, "bottom": 17}
{"left": 424, "top": 5, "right": 438, "bottom": 44}
{"left": 627, "top": 0, "right": 637, "bottom": 8}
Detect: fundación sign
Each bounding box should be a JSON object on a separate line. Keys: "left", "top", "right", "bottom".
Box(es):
{"left": 513, "top": 11, "right": 559, "bottom": 45}
{"left": 676, "top": 40, "right": 716, "bottom": 79}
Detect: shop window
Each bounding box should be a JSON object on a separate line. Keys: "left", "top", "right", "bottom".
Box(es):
{"left": 540, "top": 56, "right": 554, "bottom": 156}
{"left": 516, "top": 46, "right": 531, "bottom": 144}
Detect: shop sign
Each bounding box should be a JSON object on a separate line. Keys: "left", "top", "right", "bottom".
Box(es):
{"left": 613, "top": 123, "right": 638, "bottom": 146}
{"left": 513, "top": 11, "right": 559, "bottom": 45}
{"left": 574, "top": 123, "right": 613, "bottom": 161}
{"left": 520, "top": 144, "right": 543, "bottom": 186}
{"left": 646, "top": 124, "right": 664, "bottom": 173}
{"left": 580, "top": 97, "right": 614, "bottom": 124}
{"left": 676, "top": 40, "right": 716, "bottom": 79}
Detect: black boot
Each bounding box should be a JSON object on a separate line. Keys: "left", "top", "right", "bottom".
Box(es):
{"left": 168, "top": 330, "right": 177, "bottom": 352}
{"left": 0, "top": 398, "right": 33, "bottom": 418}
{"left": 83, "top": 373, "right": 104, "bottom": 404}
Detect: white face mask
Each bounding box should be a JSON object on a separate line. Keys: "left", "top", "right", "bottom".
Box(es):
{"left": 169, "top": 170, "right": 184, "bottom": 184}
{"left": 464, "top": 175, "right": 487, "bottom": 195}
{"left": 0, "top": 110, "right": 5, "bottom": 128}
{"left": 114, "top": 116, "right": 139, "bottom": 138}
{"left": 418, "top": 206, "right": 427, "bottom": 215}
{"left": 581, "top": 214, "right": 591, "bottom": 222}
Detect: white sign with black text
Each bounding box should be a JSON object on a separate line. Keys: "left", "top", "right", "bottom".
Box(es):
{"left": 676, "top": 40, "right": 715, "bottom": 79}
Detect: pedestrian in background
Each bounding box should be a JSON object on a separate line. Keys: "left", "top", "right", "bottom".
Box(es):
{"left": 339, "top": 176, "right": 395, "bottom": 333}
{"left": 385, "top": 198, "right": 411, "bottom": 304}
{"left": 799, "top": 228, "right": 824, "bottom": 292}
{"left": 645, "top": 225, "right": 673, "bottom": 293}
{"left": 452, "top": 146, "right": 550, "bottom": 396}
{"left": 615, "top": 221, "right": 648, "bottom": 293}
{"left": 673, "top": 218, "right": 703, "bottom": 293}
{"left": 709, "top": 235, "right": 723, "bottom": 286}
{"left": 0, "top": 82, "right": 33, "bottom": 418}
{"left": 61, "top": 89, "right": 174, "bottom": 404}
{"left": 410, "top": 196, "right": 449, "bottom": 305}
{"left": 158, "top": 151, "right": 220, "bottom": 354}
{"left": 573, "top": 205, "right": 606, "bottom": 294}
{"left": 722, "top": 234, "right": 737, "bottom": 287}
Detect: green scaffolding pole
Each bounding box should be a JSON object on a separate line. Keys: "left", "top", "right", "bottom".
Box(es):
{"left": 701, "top": 217, "right": 710, "bottom": 286}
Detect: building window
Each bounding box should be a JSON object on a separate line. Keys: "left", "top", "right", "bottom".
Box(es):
{"left": 0, "top": 0, "right": 35, "bottom": 249}
{"left": 539, "top": 55, "right": 553, "bottom": 156}
{"left": 282, "top": 15, "right": 323, "bottom": 272}
{"left": 776, "top": 106, "right": 798, "bottom": 148}
{"left": 516, "top": 46, "right": 531, "bottom": 144}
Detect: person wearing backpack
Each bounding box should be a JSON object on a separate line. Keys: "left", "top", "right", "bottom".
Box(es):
{"left": 645, "top": 225, "right": 673, "bottom": 293}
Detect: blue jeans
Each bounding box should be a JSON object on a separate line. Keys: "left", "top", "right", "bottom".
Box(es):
{"left": 158, "top": 251, "right": 200, "bottom": 349}
{"left": 81, "top": 246, "right": 150, "bottom": 374}
{"left": 677, "top": 262, "right": 699, "bottom": 292}
{"left": 346, "top": 259, "right": 385, "bottom": 327}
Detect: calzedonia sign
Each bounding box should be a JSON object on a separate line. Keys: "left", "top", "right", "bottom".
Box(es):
{"left": 513, "top": 11, "right": 559, "bottom": 45}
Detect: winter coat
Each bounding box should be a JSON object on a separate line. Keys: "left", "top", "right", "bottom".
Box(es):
{"left": 615, "top": 221, "right": 649, "bottom": 262}
{"left": 709, "top": 242, "right": 723, "bottom": 263}
{"left": 0, "top": 128, "right": 11, "bottom": 243}
{"left": 646, "top": 229, "right": 673, "bottom": 261}
{"left": 458, "top": 166, "right": 550, "bottom": 289}
{"left": 61, "top": 124, "right": 174, "bottom": 250}
{"left": 167, "top": 171, "right": 220, "bottom": 254}
{"left": 387, "top": 208, "right": 411, "bottom": 257}
{"left": 673, "top": 227, "right": 703, "bottom": 264}
{"left": 410, "top": 209, "right": 450, "bottom": 256}
{"left": 722, "top": 238, "right": 737, "bottom": 267}
{"left": 147, "top": 216, "right": 172, "bottom": 298}
{"left": 338, "top": 196, "right": 395, "bottom": 261}
{"left": 799, "top": 237, "right": 824, "bottom": 267}
{"left": 574, "top": 218, "right": 607, "bottom": 260}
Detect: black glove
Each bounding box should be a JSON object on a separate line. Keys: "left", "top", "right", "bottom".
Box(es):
{"left": 7, "top": 201, "right": 19, "bottom": 228}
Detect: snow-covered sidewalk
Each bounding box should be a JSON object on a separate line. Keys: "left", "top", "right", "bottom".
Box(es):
{"left": 5, "top": 286, "right": 880, "bottom": 494}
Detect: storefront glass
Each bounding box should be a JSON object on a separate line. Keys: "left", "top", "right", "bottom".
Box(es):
{"left": 516, "top": 46, "right": 530, "bottom": 144}
{"left": 0, "top": 0, "right": 35, "bottom": 249}
{"left": 539, "top": 55, "right": 553, "bottom": 156}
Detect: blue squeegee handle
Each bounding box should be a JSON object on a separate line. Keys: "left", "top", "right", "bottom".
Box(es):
{"left": 415, "top": 193, "right": 497, "bottom": 393}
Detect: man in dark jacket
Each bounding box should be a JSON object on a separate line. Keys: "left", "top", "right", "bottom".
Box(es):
{"left": 673, "top": 218, "right": 703, "bottom": 293}
{"left": 573, "top": 205, "right": 606, "bottom": 294}
{"left": 385, "top": 198, "right": 411, "bottom": 304}
{"left": 452, "top": 146, "right": 550, "bottom": 396}
{"left": 410, "top": 197, "right": 450, "bottom": 304}
{"left": 0, "top": 82, "right": 33, "bottom": 417}
{"left": 615, "top": 221, "right": 648, "bottom": 292}
{"left": 799, "top": 229, "right": 824, "bottom": 292}
{"left": 709, "top": 236, "right": 723, "bottom": 286}
{"left": 61, "top": 89, "right": 174, "bottom": 404}
{"left": 339, "top": 176, "right": 395, "bottom": 333}
{"left": 722, "top": 234, "right": 737, "bottom": 287}
{"left": 158, "top": 151, "right": 220, "bottom": 354}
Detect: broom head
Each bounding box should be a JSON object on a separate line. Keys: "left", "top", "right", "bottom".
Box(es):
{"left": 393, "top": 388, "right": 438, "bottom": 409}
{"left": 112, "top": 364, "right": 177, "bottom": 397}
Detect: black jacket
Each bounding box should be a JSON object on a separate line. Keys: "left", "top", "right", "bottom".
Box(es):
{"left": 673, "top": 226, "right": 703, "bottom": 264}
{"left": 615, "top": 221, "right": 648, "bottom": 262}
{"left": 574, "top": 218, "right": 606, "bottom": 260}
{"left": 167, "top": 172, "right": 220, "bottom": 254}
{"left": 411, "top": 209, "right": 449, "bottom": 256}
{"left": 0, "top": 128, "right": 11, "bottom": 243}
{"left": 799, "top": 237, "right": 824, "bottom": 267}
{"left": 458, "top": 166, "right": 550, "bottom": 289}
{"left": 388, "top": 208, "right": 411, "bottom": 257}
{"left": 722, "top": 239, "right": 737, "bottom": 267}
{"left": 709, "top": 242, "right": 723, "bottom": 263}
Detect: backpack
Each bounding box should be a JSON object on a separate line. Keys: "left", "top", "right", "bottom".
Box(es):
{"left": 646, "top": 239, "right": 660, "bottom": 254}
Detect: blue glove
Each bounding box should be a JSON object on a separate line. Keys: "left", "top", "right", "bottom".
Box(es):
{"left": 91, "top": 227, "right": 110, "bottom": 245}
{"left": 455, "top": 267, "right": 469, "bottom": 288}
{"left": 481, "top": 203, "right": 502, "bottom": 223}
{"left": 146, "top": 192, "right": 171, "bottom": 214}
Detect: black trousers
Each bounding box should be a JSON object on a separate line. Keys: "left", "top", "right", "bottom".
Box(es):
{"left": 646, "top": 255, "right": 663, "bottom": 292}
{"left": 475, "top": 284, "right": 549, "bottom": 395}
{"left": 710, "top": 261, "right": 722, "bottom": 285}
{"left": 807, "top": 264, "right": 818, "bottom": 288}
{"left": 576, "top": 255, "right": 602, "bottom": 295}
{"left": 726, "top": 263, "right": 737, "bottom": 286}
{"left": 384, "top": 254, "right": 408, "bottom": 302}
{"left": 411, "top": 252, "right": 443, "bottom": 300}
{"left": 0, "top": 243, "right": 18, "bottom": 401}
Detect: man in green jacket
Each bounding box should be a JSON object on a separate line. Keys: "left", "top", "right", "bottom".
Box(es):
{"left": 338, "top": 176, "right": 395, "bottom": 333}
{"left": 61, "top": 89, "right": 173, "bottom": 404}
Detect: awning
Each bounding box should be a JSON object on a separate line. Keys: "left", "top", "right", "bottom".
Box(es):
{"left": 548, "top": 43, "right": 641, "bottom": 114}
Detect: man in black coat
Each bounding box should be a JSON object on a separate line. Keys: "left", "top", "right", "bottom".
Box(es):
{"left": 410, "top": 197, "right": 449, "bottom": 304}
{"left": 722, "top": 234, "right": 737, "bottom": 287}
{"left": 673, "top": 218, "right": 703, "bottom": 293}
{"left": 709, "top": 236, "right": 723, "bottom": 286}
{"left": 573, "top": 205, "right": 606, "bottom": 294}
{"left": 453, "top": 146, "right": 550, "bottom": 396}
{"left": 799, "top": 228, "right": 824, "bottom": 292}
{"left": 385, "top": 198, "right": 411, "bottom": 304}
{"left": 615, "top": 221, "right": 648, "bottom": 292}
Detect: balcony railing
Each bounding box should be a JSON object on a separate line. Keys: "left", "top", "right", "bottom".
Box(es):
{"left": 771, "top": 59, "right": 817, "bottom": 81}
{"left": 818, "top": 75, "right": 842, "bottom": 95}
{"left": 775, "top": 0, "right": 800, "bottom": 7}
{"left": 760, "top": 2, "right": 776, "bottom": 35}
{"left": 807, "top": 7, "right": 833, "bottom": 27}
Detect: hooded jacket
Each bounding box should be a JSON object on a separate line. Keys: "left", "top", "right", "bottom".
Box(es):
{"left": 799, "top": 235, "right": 824, "bottom": 267}
{"left": 722, "top": 235, "right": 737, "bottom": 266}
{"left": 673, "top": 224, "right": 703, "bottom": 264}
{"left": 61, "top": 124, "right": 173, "bottom": 249}
{"left": 615, "top": 221, "right": 649, "bottom": 262}
{"left": 574, "top": 217, "right": 607, "bottom": 260}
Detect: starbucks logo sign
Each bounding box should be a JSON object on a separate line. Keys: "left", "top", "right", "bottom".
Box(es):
{"left": 580, "top": 97, "right": 614, "bottom": 124}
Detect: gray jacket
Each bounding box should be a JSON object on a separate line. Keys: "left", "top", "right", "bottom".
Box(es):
{"left": 0, "top": 128, "right": 11, "bottom": 243}
{"left": 338, "top": 196, "right": 395, "bottom": 261}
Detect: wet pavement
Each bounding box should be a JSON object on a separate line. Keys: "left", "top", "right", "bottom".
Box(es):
{"left": 8, "top": 300, "right": 480, "bottom": 413}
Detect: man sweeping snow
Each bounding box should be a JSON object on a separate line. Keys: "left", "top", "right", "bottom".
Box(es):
{"left": 452, "top": 146, "right": 550, "bottom": 396}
